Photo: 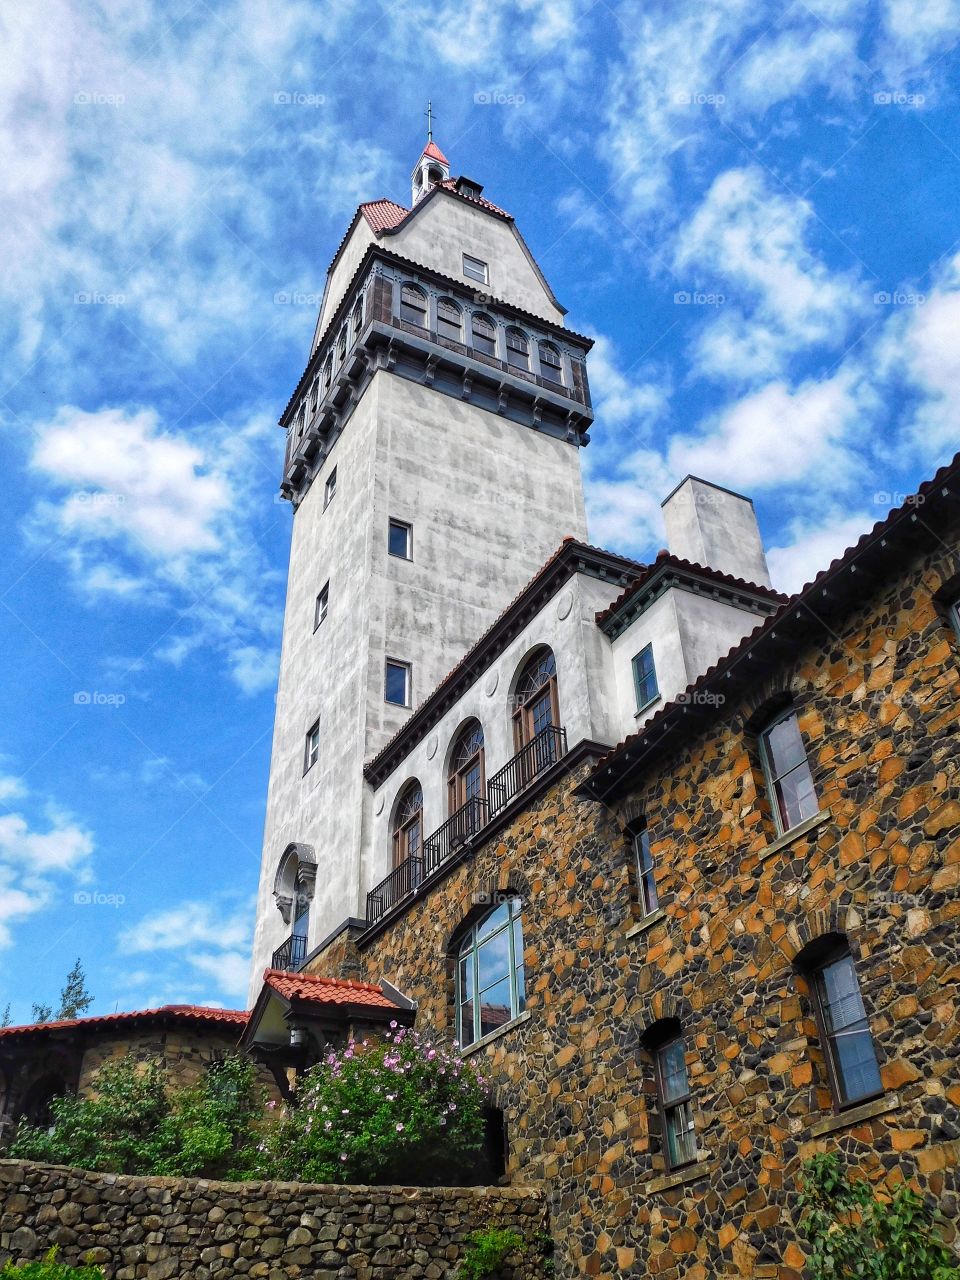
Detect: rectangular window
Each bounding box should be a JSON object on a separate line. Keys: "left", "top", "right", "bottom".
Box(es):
{"left": 324, "top": 466, "right": 337, "bottom": 507}
{"left": 385, "top": 659, "right": 411, "bottom": 707}
{"left": 462, "top": 253, "right": 488, "bottom": 284}
{"left": 388, "top": 519, "right": 412, "bottom": 560}
{"left": 632, "top": 644, "right": 659, "bottom": 711}
{"left": 760, "top": 709, "right": 819, "bottom": 834}
{"left": 951, "top": 600, "right": 960, "bottom": 642}
{"left": 633, "top": 829, "right": 659, "bottom": 917}
{"left": 656, "top": 1038, "right": 696, "bottom": 1170}
{"left": 812, "top": 950, "right": 883, "bottom": 1109}
{"left": 314, "top": 582, "right": 329, "bottom": 630}
{"left": 303, "top": 720, "right": 320, "bottom": 773}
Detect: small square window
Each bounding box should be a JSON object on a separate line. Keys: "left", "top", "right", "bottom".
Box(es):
{"left": 385, "top": 659, "right": 411, "bottom": 707}
{"left": 324, "top": 466, "right": 337, "bottom": 507}
{"left": 632, "top": 644, "right": 659, "bottom": 712}
{"left": 304, "top": 720, "right": 320, "bottom": 773}
{"left": 388, "top": 519, "right": 412, "bottom": 560}
{"left": 462, "top": 253, "right": 488, "bottom": 284}
{"left": 314, "top": 582, "right": 329, "bottom": 630}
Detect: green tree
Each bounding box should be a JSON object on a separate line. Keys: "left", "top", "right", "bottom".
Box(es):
{"left": 0, "top": 1247, "right": 104, "bottom": 1277}
{"left": 31, "top": 1002, "right": 52, "bottom": 1024}
{"left": 57, "top": 958, "right": 93, "bottom": 1020}
{"left": 1, "top": 1003, "right": 10, "bottom": 1027}
{"left": 799, "top": 1152, "right": 960, "bottom": 1280}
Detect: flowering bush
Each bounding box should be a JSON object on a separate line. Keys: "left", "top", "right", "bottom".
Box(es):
{"left": 259, "top": 1025, "right": 489, "bottom": 1185}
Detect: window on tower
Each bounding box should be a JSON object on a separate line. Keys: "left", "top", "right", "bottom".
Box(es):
{"left": 462, "top": 253, "right": 488, "bottom": 284}
{"left": 437, "top": 298, "right": 463, "bottom": 342}
{"left": 303, "top": 720, "right": 320, "bottom": 773}
{"left": 506, "top": 328, "right": 530, "bottom": 371}
{"left": 400, "top": 284, "right": 427, "bottom": 327}
{"left": 538, "top": 341, "right": 563, "bottom": 385}
{"left": 385, "top": 659, "right": 411, "bottom": 707}
{"left": 388, "top": 519, "right": 412, "bottom": 560}
{"left": 324, "top": 466, "right": 337, "bottom": 507}
{"left": 314, "top": 582, "right": 329, "bottom": 630}
{"left": 352, "top": 296, "right": 364, "bottom": 339}
{"left": 323, "top": 355, "right": 332, "bottom": 391}
{"left": 632, "top": 644, "right": 659, "bottom": 712}
{"left": 471, "top": 313, "right": 496, "bottom": 357}
{"left": 337, "top": 327, "right": 347, "bottom": 363}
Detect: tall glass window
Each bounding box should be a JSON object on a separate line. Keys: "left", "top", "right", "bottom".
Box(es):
{"left": 655, "top": 1036, "right": 696, "bottom": 1169}
{"left": 759, "top": 708, "right": 819, "bottom": 833}
{"left": 811, "top": 948, "right": 883, "bottom": 1108}
{"left": 456, "top": 899, "right": 525, "bottom": 1048}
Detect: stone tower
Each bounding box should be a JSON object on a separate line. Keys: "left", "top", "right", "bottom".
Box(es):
{"left": 248, "top": 137, "right": 594, "bottom": 1001}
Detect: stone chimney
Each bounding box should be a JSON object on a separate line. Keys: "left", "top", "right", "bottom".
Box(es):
{"left": 661, "top": 475, "right": 771, "bottom": 587}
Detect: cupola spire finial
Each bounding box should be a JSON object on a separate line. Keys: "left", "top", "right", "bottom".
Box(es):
{"left": 425, "top": 98, "right": 435, "bottom": 142}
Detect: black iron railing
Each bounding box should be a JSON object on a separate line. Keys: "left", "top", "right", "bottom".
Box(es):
{"left": 366, "top": 855, "right": 425, "bottom": 928}
{"left": 423, "top": 796, "right": 489, "bottom": 874}
{"left": 487, "top": 725, "right": 567, "bottom": 816}
{"left": 271, "top": 933, "right": 308, "bottom": 972}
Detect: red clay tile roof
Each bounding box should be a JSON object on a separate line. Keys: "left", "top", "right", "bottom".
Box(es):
{"left": 262, "top": 969, "right": 401, "bottom": 1010}
{"left": 422, "top": 140, "right": 448, "bottom": 165}
{"left": 0, "top": 1005, "right": 248, "bottom": 1039}
{"left": 596, "top": 550, "right": 787, "bottom": 629}
{"left": 581, "top": 449, "right": 960, "bottom": 798}
{"left": 359, "top": 198, "right": 408, "bottom": 234}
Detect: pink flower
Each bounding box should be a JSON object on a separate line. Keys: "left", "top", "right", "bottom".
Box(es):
{"left": 396, "top": 1123, "right": 404, "bottom": 1132}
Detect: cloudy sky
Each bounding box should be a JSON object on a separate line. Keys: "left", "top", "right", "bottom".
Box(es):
{"left": 0, "top": 0, "right": 958, "bottom": 1019}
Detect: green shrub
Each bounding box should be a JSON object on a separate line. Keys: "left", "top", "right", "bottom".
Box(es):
{"left": 258, "top": 1025, "right": 488, "bottom": 1185}
{"left": 10, "top": 1054, "right": 263, "bottom": 1180}
{"left": 0, "top": 1246, "right": 104, "bottom": 1277}
{"left": 457, "top": 1228, "right": 524, "bottom": 1279}
{"left": 799, "top": 1152, "right": 960, "bottom": 1280}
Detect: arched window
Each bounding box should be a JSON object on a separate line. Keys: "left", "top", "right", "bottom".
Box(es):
{"left": 456, "top": 898, "right": 525, "bottom": 1048}
{"left": 392, "top": 781, "right": 423, "bottom": 868}
{"left": 759, "top": 706, "right": 819, "bottom": 834}
{"left": 796, "top": 936, "right": 882, "bottom": 1109}
{"left": 400, "top": 284, "right": 427, "bottom": 327}
{"left": 512, "top": 648, "right": 559, "bottom": 749}
{"left": 538, "top": 341, "right": 563, "bottom": 384}
{"left": 471, "top": 312, "right": 497, "bottom": 357}
{"left": 322, "top": 355, "right": 332, "bottom": 391}
{"left": 336, "top": 326, "right": 347, "bottom": 363}
{"left": 296, "top": 403, "right": 306, "bottom": 438}
{"left": 272, "top": 843, "right": 317, "bottom": 970}
{"left": 437, "top": 297, "right": 463, "bottom": 342}
{"left": 310, "top": 376, "right": 319, "bottom": 413}
{"left": 505, "top": 327, "right": 529, "bottom": 371}
{"left": 21, "top": 1073, "right": 69, "bottom": 1129}
{"left": 352, "top": 295, "right": 364, "bottom": 339}
{"left": 448, "top": 720, "right": 485, "bottom": 816}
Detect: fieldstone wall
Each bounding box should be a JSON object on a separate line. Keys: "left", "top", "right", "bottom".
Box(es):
{"left": 0, "top": 1159, "right": 545, "bottom": 1278}
{"left": 308, "top": 516, "right": 960, "bottom": 1279}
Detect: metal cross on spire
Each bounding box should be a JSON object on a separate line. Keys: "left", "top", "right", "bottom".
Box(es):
{"left": 425, "top": 99, "right": 436, "bottom": 141}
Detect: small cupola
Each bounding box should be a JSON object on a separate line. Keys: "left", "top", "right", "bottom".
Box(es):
{"left": 411, "top": 138, "right": 450, "bottom": 205}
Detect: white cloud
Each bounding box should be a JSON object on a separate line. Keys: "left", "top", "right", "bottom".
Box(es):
{"left": 675, "top": 167, "right": 863, "bottom": 379}
{"left": 767, "top": 511, "right": 875, "bottom": 593}
{"left": 0, "top": 776, "right": 26, "bottom": 804}
{"left": 188, "top": 951, "right": 250, "bottom": 1000}
{"left": 27, "top": 404, "right": 284, "bottom": 693}
{"left": 731, "top": 27, "right": 859, "bottom": 111}
{"left": 585, "top": 334, "right": 667, "bottom": 427}
{"left": 118, "top": 896, "right": 255, "bottom": 1006}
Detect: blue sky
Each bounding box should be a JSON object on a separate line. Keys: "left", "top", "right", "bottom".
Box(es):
{"left": 1, "top": 0, "right": 958, "bottom": 1020}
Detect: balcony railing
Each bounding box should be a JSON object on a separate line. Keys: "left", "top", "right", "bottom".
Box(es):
{"left": 423, "top": 796, "right": 489, "bottom": 874}
{"left": 366, "top": 855, "right": 425, "bottom": 928}
{"left": 488, "top": 725, "right": 567, "bottom": 817}
{"left": 271, "top": 933, "right": 308, "bottom": 972}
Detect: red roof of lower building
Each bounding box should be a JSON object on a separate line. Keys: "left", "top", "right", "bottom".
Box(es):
{"left": 0, "top": 1004, "right": 248, "bottom": 1039}
{"left": 261, "top": 969, "right": 401, "bottom": 1010}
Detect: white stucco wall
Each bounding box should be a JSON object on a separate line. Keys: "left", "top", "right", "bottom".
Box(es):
{"left": 314, "top": 219, "right": 377, "bottom": 346}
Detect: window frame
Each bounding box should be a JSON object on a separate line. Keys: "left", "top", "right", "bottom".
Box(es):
{"left": 538, "top": 341, "right": 563, "bottom": 384}
{"left": 303, "top": 720, "right": 320, "bottom": 774}
{"left": 505, "top": 327, "right": 530, "bottom": 371}
{"left": 392, "top": 781, "right": 423, "bottom": 869}
{"left": 632, "top": 826, "right": 659, "bottom": 917}
{"left": 653, "top": 1035, "right": 697, "bottom": 1172}
{"left": 388, "top": 518, "right": 412, "bottom": 561}
{"left": 384, "top": 658, "right": 411, "bottom": 707}
{"left": 436, "top": 297, "right": 463, "bottom": 342}
{"left": 632, "top": 643, "right": 659, "bottom": 713}
{"left": 324, "top": 466, "right": 337, "bottom": 508}
{"left": 447, "top": 720, "right": 486, "bottom": 816}
{"left": 758, "top": 706, "right": 819, "bottom": 836}
{"left": 462, "top": 253, "right": 489, "bottom": 285}
{"left": 512, "top": 648, "right": 559, "bottom": 750}
{"left": 471, "top": 312, "right": 496, "bottom": 357}
{"left": 806, "top": 943, "right": 884, "bottom": 1112}
{"left": 456, "top": 897, "right": 525, "bottom": 1049}
{"left": 400, "top": 283, "right": 428, "bottom": 327}
{"left": 314, "top": 582, "right": 329, "bottom": 630}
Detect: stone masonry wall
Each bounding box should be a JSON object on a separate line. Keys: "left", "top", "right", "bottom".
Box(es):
{"left": 0, "top": 1159, "right": 545, "bottom": 1279}
{"left": 310, "top": 517, "right": 960, "bottom": 1279}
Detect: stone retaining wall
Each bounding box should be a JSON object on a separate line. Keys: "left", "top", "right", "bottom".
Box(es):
{"left": 0, "top": 1160, "right": 545, "bottom": 1279}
